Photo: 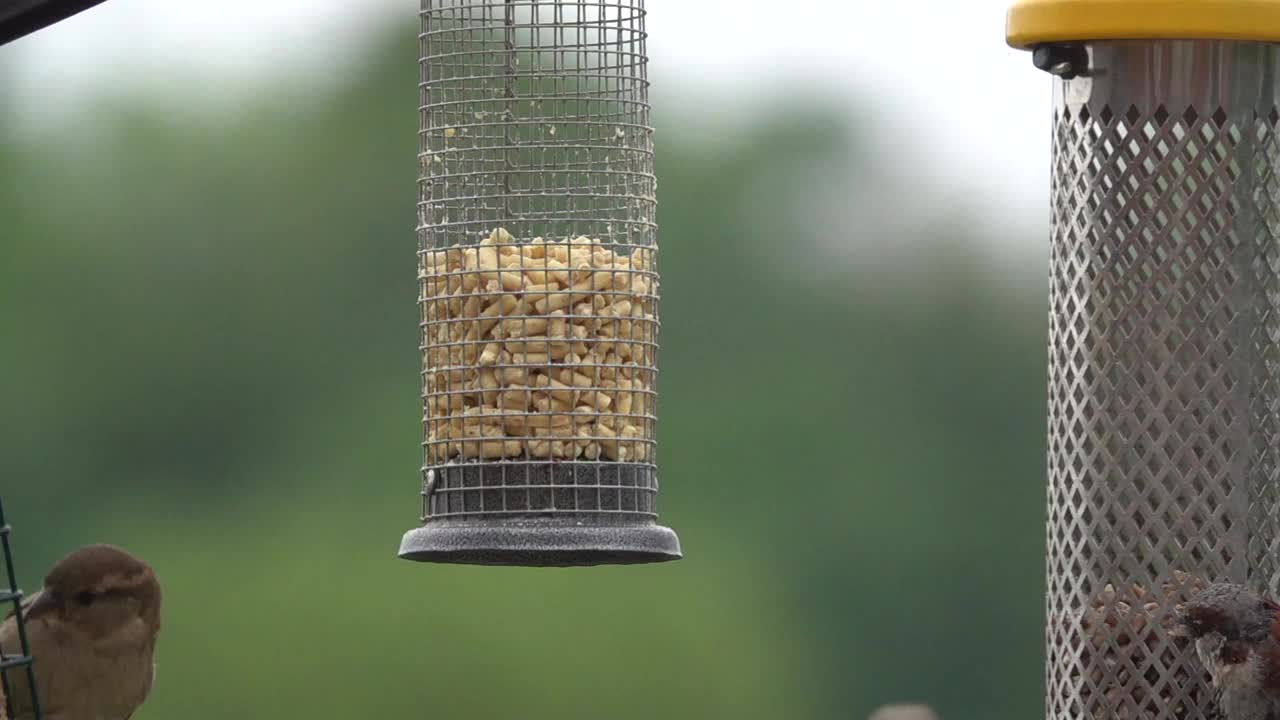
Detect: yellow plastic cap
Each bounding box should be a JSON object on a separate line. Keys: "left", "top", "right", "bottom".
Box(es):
{"left": 1007, "top": 0, "right": 1280, "bottom": 48}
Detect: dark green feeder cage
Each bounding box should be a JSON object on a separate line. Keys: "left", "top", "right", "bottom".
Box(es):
{"left": 0, "top": 4, "right": 110, "bottom": 715}
{"left": 398, "top": 0, "right": 682, "bottom": 566}
{"left": 0, "top": 499, "right": 42, "bottom": 720}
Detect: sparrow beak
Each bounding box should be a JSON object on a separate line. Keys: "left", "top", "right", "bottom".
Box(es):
{"left": 22, "top": 590, "right": 62, "bottom": 623}
{"left": 1168, "top": 605, "right": 1188, "bottom": 637}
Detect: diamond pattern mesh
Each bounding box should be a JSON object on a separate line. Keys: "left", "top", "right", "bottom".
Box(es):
{"left": 1047, "top": 57, "right": 1280, "bottom": 719}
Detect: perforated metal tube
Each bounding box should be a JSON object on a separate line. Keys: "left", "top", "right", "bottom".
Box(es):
{"left": 1046, "top": 41, "right": 1280, "bottom": 720}
{"left": 398, "top": 0, "right": 680, "bottom": 566}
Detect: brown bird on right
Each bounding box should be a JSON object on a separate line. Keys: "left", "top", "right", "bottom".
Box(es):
{"left": 1175, "top": 581, "right": 1280, "bottom": 720}
{"left": 0, "top": 544, "right": 161, "bottom": 720}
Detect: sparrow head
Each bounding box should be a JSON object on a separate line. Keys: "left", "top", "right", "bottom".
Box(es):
{"left": 23, "top": 544, "right": 161, "bottom": 640}
{"left": 1176, "top": 582, "right": 1277, "bottom": 644}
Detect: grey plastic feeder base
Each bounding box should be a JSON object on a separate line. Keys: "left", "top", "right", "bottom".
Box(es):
{"left": 398, "top": 516, "right": 682, "bottom": 567}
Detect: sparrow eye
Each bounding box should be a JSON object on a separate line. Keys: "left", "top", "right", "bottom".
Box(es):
{"left": 74, "top": 591, "right": 96, "bottom": 606}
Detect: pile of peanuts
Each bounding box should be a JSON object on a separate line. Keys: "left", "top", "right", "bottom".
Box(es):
{"left": 422, "top": 228, "right": 656, "bottom": 463}
{"left": 1068, "top": 571, "right": 1211, "bottom": 719}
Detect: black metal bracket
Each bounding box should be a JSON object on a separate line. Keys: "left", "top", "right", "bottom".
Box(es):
{"left": 0, "top": 0, "right": 109, "bottom": 48}
{"left": 1032, "top": 43, "right": 1089, "bottom": 79}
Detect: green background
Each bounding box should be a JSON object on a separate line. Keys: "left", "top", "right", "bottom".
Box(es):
{"left": 1, "top": 22, "right": 1047, "bottom": 720}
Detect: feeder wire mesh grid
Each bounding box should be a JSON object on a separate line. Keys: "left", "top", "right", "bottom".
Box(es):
{"left": 0, "top": 499, "right": 41, "bottom": 720}
{"left": 398, "top": 0, "right": 680, "bottom": 565}
{"left": 1045, "top": 41, "right": 1280, "bottom": 720}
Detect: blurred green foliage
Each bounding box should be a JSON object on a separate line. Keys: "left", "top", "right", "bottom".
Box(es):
{"left": 1, "top": 23, "right": 1046, "bottom": 720}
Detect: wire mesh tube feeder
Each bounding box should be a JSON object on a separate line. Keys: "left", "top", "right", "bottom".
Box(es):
{"left": 398, "top": 0, "right": 682, "bottom": 566}
{"left": 1008, "top": 1, "right": 1280, "bottom": 718}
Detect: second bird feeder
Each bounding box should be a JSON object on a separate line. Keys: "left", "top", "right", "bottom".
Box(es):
{"left": 1009, "top": 1, "right": 1280, "bottom": 718}
{"left": 398, "top": 0, "right": 681, "bottom": 566}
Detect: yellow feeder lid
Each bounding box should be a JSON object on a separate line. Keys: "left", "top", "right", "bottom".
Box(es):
{"left": 1007, "top": 0, "right": 1280, "bottom": 49}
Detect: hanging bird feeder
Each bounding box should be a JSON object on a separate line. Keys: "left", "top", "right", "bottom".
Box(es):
{"left": 0, "top": 499, "right": 42, "bottom": 720}
{"left": 1008, "top": 2, "right": 1280, "bottom": 718}
{"left": 399, "top": 0, "right": 682, "bottom": 566}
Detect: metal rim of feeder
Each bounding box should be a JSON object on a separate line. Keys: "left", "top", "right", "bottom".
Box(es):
{"left": 1008, "top": 1, "right": 1280, "bottom": 718}
{"left": 398, "top": 0, "right": 681, "bottom": 567}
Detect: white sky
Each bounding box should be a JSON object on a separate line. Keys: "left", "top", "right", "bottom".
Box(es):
{"left": 0, "top": 0, "right": 1051, "bottom": 259}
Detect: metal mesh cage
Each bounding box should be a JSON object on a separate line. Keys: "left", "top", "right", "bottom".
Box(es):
{"left": 0, "top": 499, "right": 41, "bottom": 720}
{"left": 1046, "top": 41, "right": 1280, "bottom": 720}
{"left": 398, "top": 0, "right": 681, "bottom": 566}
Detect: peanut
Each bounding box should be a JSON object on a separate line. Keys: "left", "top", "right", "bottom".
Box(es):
{"left": 501, "top": 317, "right": 548, "bottom": 336}
{"left": 421, "top": 227, "right": 656, "bottom": 462}
{"left": 534, "top": 293, "right": 573, "bottom": 314}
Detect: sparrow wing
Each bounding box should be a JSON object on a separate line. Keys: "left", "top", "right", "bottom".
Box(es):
{"left": 0, "top": 595, "right": 74, "bottom": 720}
{"left": 0, "top": 615, "right": 36, "bottom": 720}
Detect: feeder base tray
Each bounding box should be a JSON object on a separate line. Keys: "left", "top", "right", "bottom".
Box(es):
{"left": 398, "top": 517, "right": 681, "bottom": 567}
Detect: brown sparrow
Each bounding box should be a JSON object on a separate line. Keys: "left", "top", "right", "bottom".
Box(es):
{"left": 0, "top": 544, "right": 161, "bottom": 720}
{"left": 1174, "top": 581, "right": 1280, "bottom": 720}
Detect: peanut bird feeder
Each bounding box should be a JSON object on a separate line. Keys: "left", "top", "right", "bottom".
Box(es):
{"left": 398, "top": 0, "right": 682, "bottom": 566}
{"left": 1008, "top": 1, "right": 1280, "bottom": 718}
